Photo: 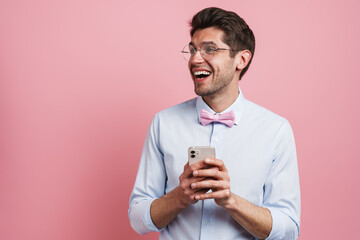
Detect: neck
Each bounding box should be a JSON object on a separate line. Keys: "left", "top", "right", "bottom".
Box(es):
{"left": 202, "top": 87, "right": 239, "bottom": 113}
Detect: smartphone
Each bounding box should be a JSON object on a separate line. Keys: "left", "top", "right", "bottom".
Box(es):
{"left": 188, "top": 146, "right": 216, "bottom": 165}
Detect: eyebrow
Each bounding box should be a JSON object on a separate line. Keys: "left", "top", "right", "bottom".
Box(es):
{"left": 189, "top": 41, "right": 217, "bottom": 47}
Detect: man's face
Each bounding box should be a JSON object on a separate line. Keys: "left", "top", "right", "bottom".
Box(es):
{"left": 188, "top": 27, "right": 238, "bottom": 97}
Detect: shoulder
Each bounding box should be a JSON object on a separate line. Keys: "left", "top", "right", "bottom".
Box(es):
{"left": 245, "top": 98, "right": 287, "bottom": 121}
{"left": 148, "top": 98, "right": 198, "bottom": 130}
{"left": 155, "top": 98, "right": 197, "bottom": 120}
{"left": 242, "top": 98, "right": 292, "bottom": 131}
{"left": 149, "top": 98, "right": 198, "bottom": 141}
{"left": 241, "top": 99, "right": 295, "bottom": 155}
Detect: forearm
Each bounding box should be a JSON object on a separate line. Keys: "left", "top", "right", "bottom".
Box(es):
{"left": 150, "top": 187, "right": 187, "bottom": 229}
{"left": 223, "top": 193, "right": 272, "bottom": 239}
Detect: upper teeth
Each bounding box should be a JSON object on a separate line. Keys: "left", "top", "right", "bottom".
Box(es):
{"left": 194, "top": 71, "right": 211, "bottom": 76}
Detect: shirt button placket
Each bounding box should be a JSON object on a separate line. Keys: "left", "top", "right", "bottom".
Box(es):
{"left": 200, "top": 123, "right": 219, "bottom": 240}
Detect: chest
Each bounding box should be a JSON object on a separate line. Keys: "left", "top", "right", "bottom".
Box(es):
{"left": 160, "top": 122, "right": 275, "bottom": 205}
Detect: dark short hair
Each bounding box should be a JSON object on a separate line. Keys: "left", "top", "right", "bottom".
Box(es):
{"left": 189, "top": 7, "right": 255, "bottom": 80}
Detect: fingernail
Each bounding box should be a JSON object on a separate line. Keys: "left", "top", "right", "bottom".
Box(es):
{"left": 205, "top": 158, "right": 211, "bottom": 163}
{"left": 193, "top": 170, "right": 198, "bottom": 175}
{"left": 195, "top": 195, "right": 200, "bottom": 200}
{"left": 191, "top": 183, "right": 196, "bottom": 188}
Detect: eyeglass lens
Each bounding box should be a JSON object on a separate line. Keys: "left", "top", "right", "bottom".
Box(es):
{"left": 182, "top": 44, "right": 216, "bottom": 61}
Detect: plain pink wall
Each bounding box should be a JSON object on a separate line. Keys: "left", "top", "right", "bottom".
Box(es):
{"left": 1, "top": 0, "right": 359, "bottom": 239}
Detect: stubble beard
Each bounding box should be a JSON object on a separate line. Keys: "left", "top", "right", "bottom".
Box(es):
{"left": 194, "top": 67, "right": 235, "bottom": 97}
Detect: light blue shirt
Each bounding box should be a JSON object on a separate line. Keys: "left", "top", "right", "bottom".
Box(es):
{"left": 129, "top": 90, "right": 300, "bottom": 239}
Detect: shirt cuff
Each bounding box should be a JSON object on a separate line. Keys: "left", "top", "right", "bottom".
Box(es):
{"left": 265, "top": 207, "right": 299, "bottom": 240}
{"left": 129, "top": 198, "right": 162, "bottom": 234}
{"left": 265, "top": 208, "right": 285, "bottom": 239}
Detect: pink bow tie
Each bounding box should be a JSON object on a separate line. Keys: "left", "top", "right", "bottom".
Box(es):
{"left": 200, "top": 109, "right": 235, "bottom": 127}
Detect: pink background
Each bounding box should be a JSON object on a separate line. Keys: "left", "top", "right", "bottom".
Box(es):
{"left": 1, "top": 0, "right": 359, "bottom": 239}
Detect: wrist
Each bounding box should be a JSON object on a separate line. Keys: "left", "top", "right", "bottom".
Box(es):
{"left": 221, "top": 193, "right": 238, "bottom": 211}
{"left": 165, "top": 187, "right": 190, "bottom": 210}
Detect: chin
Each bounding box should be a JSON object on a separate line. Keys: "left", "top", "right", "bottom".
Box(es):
{"left": 194, "top": 86, "right": 215, "bottom": 97}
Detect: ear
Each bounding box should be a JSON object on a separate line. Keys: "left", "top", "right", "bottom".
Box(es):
{"left": 235, "top": 50, "right": 252, "bottom": 70}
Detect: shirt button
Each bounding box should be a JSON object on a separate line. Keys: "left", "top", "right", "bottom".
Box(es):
{"left": 205, "top": 221, "right": 210, "bottom": 225}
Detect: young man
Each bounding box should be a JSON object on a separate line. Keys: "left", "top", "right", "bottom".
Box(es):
{"left": 129, "top": 7, "right": 300, "bottom": 240}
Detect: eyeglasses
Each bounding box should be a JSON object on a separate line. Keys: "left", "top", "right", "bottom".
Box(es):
{"left": 181, "top": 44, "right": 240, "bottom": 61}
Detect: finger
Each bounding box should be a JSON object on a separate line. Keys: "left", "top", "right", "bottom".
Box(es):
{"left": 205, "top": 166, "right": 220, "bottom": 171}
{"left": 180, "top": 182, "right": 207, "bottom": 198}
{"left": 183, "top": 161, "right": 189, "bottom": 171}
{"left": 182, "top": 161, "right": 199, "bottom": 178}
{"left": 194, "top": 189, "right": 231, "bottom": 200}
{"left": 179, "top": 173, "right": 208, "bottom": 191}
{"left": 204, "top": 158, "right": 228, "bottom": 171}
{"left": 182, "top": 161, "right": 204, "bottom": 178}
{"left": 193, "top": 168, "right": 230, "bottom": 181}
{"left": 190, "top": 188, "right": 210, "bottom": 200}
{"left": 188, "top": 159, "right": 212, "bottom": 171}
{"left": 183, "top": 187, "right": 210, "bottom": 201}
{"left": 191, "top": 180, "right": 230, "bottom": 190}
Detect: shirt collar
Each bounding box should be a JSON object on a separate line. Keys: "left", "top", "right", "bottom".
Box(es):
{"left": 195, "top": 88, "right": 245, "bottom": 126}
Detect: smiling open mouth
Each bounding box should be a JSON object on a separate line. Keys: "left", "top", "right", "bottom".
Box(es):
{"left": 194, "top": 70, "right": 211, "bottom": 80}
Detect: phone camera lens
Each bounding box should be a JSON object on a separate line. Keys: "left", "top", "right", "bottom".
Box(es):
{"left": 191, "top": 150, "right": 195, "bottom": 154}
{"left": 191, "top": 155, "right": 195, "bottom": 158}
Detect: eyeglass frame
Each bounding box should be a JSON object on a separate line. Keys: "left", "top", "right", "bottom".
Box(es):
{"left": 181, "top": 43, "right": 242, "bottom": 61}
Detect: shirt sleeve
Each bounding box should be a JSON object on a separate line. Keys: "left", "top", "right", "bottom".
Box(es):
{"left": 128, "top": 114, "right": 166, "bottom": 234}
{"left": 263, "top": 120, "right": 301, "bottom": 240}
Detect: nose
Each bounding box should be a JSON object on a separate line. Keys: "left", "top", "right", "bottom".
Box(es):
{"left": 190, "top": 49, "right": 205, "bottom": 63}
